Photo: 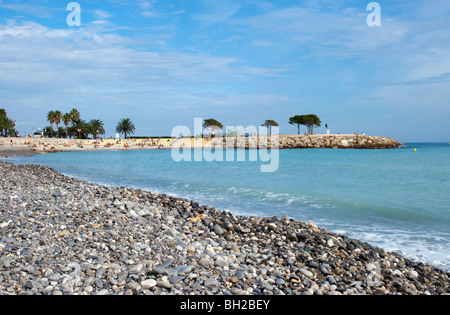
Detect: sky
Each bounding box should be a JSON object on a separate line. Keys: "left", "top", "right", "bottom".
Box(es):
{"left": 0, "top": 0, "right": 449, "bottom": 142}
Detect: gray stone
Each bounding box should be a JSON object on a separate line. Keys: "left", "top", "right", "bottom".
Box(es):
{"left": 299, "top": 268, "right": 314, "bottom": 278}
{"left": 117, "top": 271, "right": 128, "bottom": 283}
{"left": 169, "top": 275, "right": 184, "bottom": 284}
{"left": 275, "top": 278, "right": 285, "bottom": 286}
{"left": 156, "top": 281, "right": 172, "bottom": 289}
{"left": 213, "top": 225, "right": 224, "bottom": 235}
{"left": 96, "top": 268, "right": 106, "bottom": 278}
{"left": 234, "top": 271, "right": 245, "bottom": 280}
{"left": 199, "top": 257, "right": 213, "bottom": 267}
{"left": 141, "top": 279, "right": 157, "bottom": 289}
{"left": 204, "top": 278, "right": 219, "bottom": 287}
{"left": 215, "top": 256, "right": 228, "bottom": 268}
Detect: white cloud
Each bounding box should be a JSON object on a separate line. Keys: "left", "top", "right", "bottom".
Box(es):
{"left": 233, "top": 6, "right": 411, "bottom": 58}
{"left": 232, "top": 4, "right": 450, "bottom": 99}
{"left": 194, "top": 0, "right": 243, "bottom": 27}
{"left": 0, "top": 20, "right": 268, "bottom": 84}
{"left": 0, "top": 19, "right": 286, "bottom": 135}
{"left": 0, "top": 1, "right": 55, "bottom": 18}
{"left": 93, "top": 9, "right": 112, "bottom": 19}
{"left": 137, "top": 0, "right": 162, "bottom": 18}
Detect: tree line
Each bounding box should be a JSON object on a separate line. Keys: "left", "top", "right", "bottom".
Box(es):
{"left": 0, "top": 109, "right": 17, "bottom": 137}
{"left": 203, "top": 114, "right": 323, "bottom": 136}
{"left": 45, "top": 109, "right": 135, "bottom": 140}
{"left": 2, "top": 107, "right": 322, "bottom": 139}
{"left": 45, "top": 109, "right": 105, "bottom": 139}
{"left": 1, "top": 106, "right": 136, "bottom": 139}
{"left": 288, "top": 114, "right": 322, "bottom": 135}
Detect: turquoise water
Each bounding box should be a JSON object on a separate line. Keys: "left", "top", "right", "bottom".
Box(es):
{"left": 9, "top": 143, "right": 450, "bottom": 271}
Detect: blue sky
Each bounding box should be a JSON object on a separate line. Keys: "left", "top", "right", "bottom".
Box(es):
{"left": 1, "top": 0, "right": 449, "bottom": 142}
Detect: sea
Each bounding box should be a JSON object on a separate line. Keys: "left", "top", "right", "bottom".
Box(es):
{"left": 9, "top": 142, "right": 450, "bottom": 271}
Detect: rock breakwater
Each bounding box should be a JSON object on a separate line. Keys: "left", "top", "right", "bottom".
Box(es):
{"left": 280, "top": 134, "right": 404, "bottom": 150}
{"left": 0, "top": 161, "right": 447, "bottom": 295}
{"left": 210, "top": 134, "right": 403, "bottom": 150}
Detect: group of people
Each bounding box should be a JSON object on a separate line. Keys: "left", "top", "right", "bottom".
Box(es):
{"left": 138, "top": 138, "right": 173, "bottom": 149}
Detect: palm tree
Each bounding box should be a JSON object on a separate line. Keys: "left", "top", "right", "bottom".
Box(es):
{"left": 67, "top": 126, "right": 77, "bottom": 139}
{"left": 0, "top": 116, "right": 12, "bottom": 136}
{"left": 0, "top": 110, "right": 15, "bottom": 137}
{"left": 57, "top": 126, "right": 67, "bottom": 139}
{"left": 69, "top": 108, "right": 80, "bottom": 124}
{"left": 72, "top": 120, "right": 90, "bottom": 139}
{"left": 116, "top": 118, "right": 135, "bottom": 139}
{"left": 0, "top": 117, "right": 4, "bottom": 136}
{"left": 54, "top": 111, "right": 62, "bottom": 138}
{"left": 63, "top": 113, "right": 71, "bottom": 139}
{"left": 43, "top": 126, "right": 56, "bottom": 138}
{"left": 47, "top": 111, "right": 56, "bottom": 131}
{"left": 72, "top": 120, "right": 91, "bottom": 139}
{"left": 7, "top": 121, "right": 17, "bottom": 137}
{"left": 89, "top": 119, "right": 105, "bottom": 139}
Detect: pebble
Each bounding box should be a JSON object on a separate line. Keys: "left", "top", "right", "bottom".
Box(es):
{"left": 299, "top": 268, "right": 314, "bottom": 278}
{"left": 156, "top": 281, "right": 172, "bottom": 289}
{"left": 0, "top": 161, "right": 448, "bottom": 295}
{"left": 141, "top": 279, "right": 157, "bottom": 289}
{"left": 204, "top": 278, "right": 219, "bottom": 287}
{"left": 407, "top": 271, "right": 419, "bottom": 280}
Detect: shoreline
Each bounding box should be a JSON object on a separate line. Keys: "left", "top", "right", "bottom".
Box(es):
{"left": 0, "top": 134, "right": 404, "bottom": 156}
{"left": 0, "top": 160, "right": 448, "bottom": 295}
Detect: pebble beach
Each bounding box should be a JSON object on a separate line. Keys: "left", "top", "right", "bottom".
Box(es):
{"left": 0, "top": 160, "right": 449, "bottom": 295}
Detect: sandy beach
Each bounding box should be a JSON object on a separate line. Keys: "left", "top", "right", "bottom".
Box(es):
{"left": 0, "top": 137, "right": 213, "bottom": 156}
